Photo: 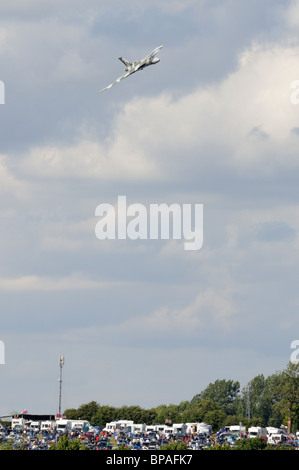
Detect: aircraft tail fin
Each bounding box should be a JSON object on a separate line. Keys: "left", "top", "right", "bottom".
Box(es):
{"left": 119, "top": 57, "right": 132, "bottom": 67}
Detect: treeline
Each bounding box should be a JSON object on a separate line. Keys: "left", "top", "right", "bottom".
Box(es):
{"left": 64, "top": 361, "right": 299, "bottom": 433}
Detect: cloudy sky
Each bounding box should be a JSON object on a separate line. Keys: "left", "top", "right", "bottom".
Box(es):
{"left": 0, "top": 0, "right": 299, "bottom": 417}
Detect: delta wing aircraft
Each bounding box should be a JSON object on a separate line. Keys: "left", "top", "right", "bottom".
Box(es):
{"left": 98, "top": 45, "right": 163, "bottom": 94}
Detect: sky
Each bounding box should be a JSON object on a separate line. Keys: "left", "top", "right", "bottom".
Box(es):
{"left": 0, "top": 0, "right": 299, "bottom": 417}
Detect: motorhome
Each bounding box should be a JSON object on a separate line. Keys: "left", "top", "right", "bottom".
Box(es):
{"left": 267, "top": 433, "right": 288, "bottom": 445}
{"left": 163, "top": 426, "right": 174, "bottom": 436}
{"left": 55, "top": 419, "right": 72, "bottom": 432}
{"left": 155, "top": 425, "right": 170, "bottom": 435}
{"left": 173, "top": 423, "right": 187, "bottom": 435}
{"left": 41, "top": 420, "right": 55, "bottom": 432}
{"left": 131, "top": 423, "right": 146, "bottom": 433}
{"left": 229, "top": 425, "right": 246, "bottom": 435}
{"left": 70, "top": 420, "right": 89, "bottom": 432}
{"left": 145, "top": 425, "right": 158, "bottom": 433}
{"left": 11, "top": 418, "right": 25, "bottom": 431}
{"left": 184, "top": 423, "right": 212, "bottom": 436}
{"left": 185, "top": 422, "right": 212, "bottom": 435}
{"left": 197, "top": 422, "right": 212, "bottom": 435}
{"left": 29, "top": 421, "right": 41, "bottom": 432}
{"left": 104, "top": 420, "right": 134, "bottom": 432}
{"left": 248, "top": 426, "right": 267, "bottom": 439}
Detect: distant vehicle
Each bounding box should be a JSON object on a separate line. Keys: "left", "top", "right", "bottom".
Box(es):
{"left": 229, "top": 425, "right": 246, "bottom": 434}
{"left": 267, "top": 433, "right": 288, "bottom": 445}
{"left": 55, "top": 419, "right": 72, "bottom": 432}
{"left": 248, "top": 427, "right": 267, "bottom": 439}
{"left": 41, "top": 420, "right": 54, "bottom": 432}
{"left": 267, "top": 427, "right": 280, "bottom": 436}
{"left": 29, "top": 421, "right": 41, "bottom": 432}
{"left": 70, "top": 420, "right": 90, "bottom": 432}
{"left": 11, "top": 418, "right": 25, "bottom": 431}
{"left": 197, "top": 422, "right": 213, "bottom": 436}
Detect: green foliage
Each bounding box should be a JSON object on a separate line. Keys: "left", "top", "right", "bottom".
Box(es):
{"left": 233, "top": 437, "right": 267, "bottom": 450}
{"left": 204, "top": 410, "right": 227, "bottom": 430}
{"left": 274, "top": 361, "right": 299, "bottom": 432}
{"left": 90, "top": 405, "right": 117, "bottom": 429}
{"left": 63, "top": 408, "right": 79, "bottom": 420}
{"left": 61, "top": 362, "right": 299, "bottom": 435}
{"left": 49, "top": 434, "right": 87, "bottom": 450}
{"left": 243, "top": 373, "right": 284, "bottom": 427}
{"left": 117, "top": 444, "right": 130, "bottom": 450}
{"left": 191, "top": 379, "right": 240, "bottom": 415}
{"left": 0, "top": 440, "right": 14, "bottom": 450}
{"left": 160, "top": 442, "right": 188, "bottom": 450}
{"left": 204, "top": 443, "right": 231, "bottom": 451}
{"left": 75, "top": 401, "right": 99, "bottom": 423}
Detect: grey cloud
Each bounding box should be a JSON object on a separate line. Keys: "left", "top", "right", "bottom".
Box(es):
{"left": 0, "top": 0, "right": 299, "bottom": 414}
{"left": 254, "top": 221, "right": 297, "bottom": 242}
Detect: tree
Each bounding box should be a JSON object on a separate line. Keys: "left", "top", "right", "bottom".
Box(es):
{"left": 64, "top": 408, "right": 79, "bottom": 420}
{"left": 274, "top": 361, "right": 299, "bottom": 433}
{"left": 75, "top": 401, "right": 99, "bottom": 422}
{"left": 234, "top": 437, "right": 267, "bottom": 451}
{"left": 243, "top": 373, "right": 283, "bottom": 427}
{"left": 50, "top": 434, "right": 87, "bottom": 450}
{"left": 0, "top": 440, "right": 14, "bottom": 450}
{"left": 192, "top": 379, "right": 240, "bottom": 415}
{"left": 154, "top": 404, "right": 180, "bottom": 425}
{"left": 181, "top": 398, "right": 215, "bottom": 423}
{"left": 204, "top": 410, "right": 227, "bottom": 431}
{"left": 117, "top": 405, "right": 146, "bottom": 423}
{"left": 91, "top": 405, "right": 117, "bottom": 428}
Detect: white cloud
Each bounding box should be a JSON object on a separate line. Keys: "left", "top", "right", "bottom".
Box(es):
{"left": 0, "top": 272, "right": 127, "bottom": 291}
{"left": 71, "top": 286, "right": 238, "bottom": 343}
{"left": 21, "top": 138, "right": 158, "bottom": 180}
{"left": 284, "top": 0, "right": 299, "bottom": 28}
{"left": 17, "top": 40, "right": 299, "bottom": 183}
{"left": 1, "top": 0, "right": 299, "bottom": 415}
{"left": 0, "top": 154, "right": 28, "bottom": 198}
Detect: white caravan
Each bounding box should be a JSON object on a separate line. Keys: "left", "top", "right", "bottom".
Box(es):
{"left": 11, "top": 418, "right": 25, "bottom": 431}
{"left": 70, "top": 420, "right": 89, "bottom": 432}
{"left": 248, "top": 426, "right": 267, "bottom": 438}
{"left": 29, "top": 421, "right": 41, "bottom": 432}
{"left": 173, "top": 423, "right": 187, "bottom": 434}
{"left": 267, "top": 433, "right": 288, "bottom": 445}
{"left": 104, "top": 420, "right": 134, "bottom": 432}
{"left": 41, "top": 420, "right": 55, "bottom": 432}
{"left": 229, "top": 425, "right": 246, "bottom": 434}
{"left": 185, "top": 422, "right": 212, "bottom": 435}
{"left": 55, "top": 419, "right": 72, "bottom": 432}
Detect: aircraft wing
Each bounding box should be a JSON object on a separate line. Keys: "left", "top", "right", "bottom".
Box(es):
{"left": 141, "top": 45, "right": 163, "bottom": 62}
{"left": 98, "top": 70, "right": 132, "bottom": 94}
